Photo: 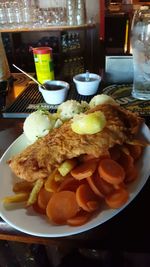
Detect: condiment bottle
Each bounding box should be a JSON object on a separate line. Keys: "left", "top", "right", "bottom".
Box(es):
{"left": 32, "top": 47, "right": 54, "bottom": 84}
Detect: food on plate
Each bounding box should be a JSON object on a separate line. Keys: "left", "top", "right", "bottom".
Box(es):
{"left": 71, "top": 111, "right": 106, "bottom": 135}
{"left": 105, "top": 187, "right": 129, "bottom": 209}
{"left": 37, "top": 187, "right": 52, "bottom": 211}
{"left": 89, "top": 94, "right": 117, "bottom": 108}
{"left": 2, "top": 192, "right": 29, "bottom": 204}
{"left": 4, "top": 138, "right": 144, "bottom": 226}
{"left": 98, "top": 158, "right": 125, "bottom": 185}
{"left": 46, "top": 191, "right": 79, "bottom": 224}
{"left": 76, "top": 183, "right": 100, "bottom": 212}
{"left": 23, "top": 109, "right": 55, "bottom": 143}
{"left": 3, "top": 103, "right": 147, "bottom": 227}
{"left": 26, "top": 178, "right": 44, "bottom": 206}
{"left": 8, "top": 104, "right": 142, "bottom": 183}
{"left": 23, "top": 97, "right": 115, "bottom": 144}
{"left": 71, "top": 159, "right": 98, "bottom": 180}
{"left": 57, "top": 100, "right": 89, "bottom": 121}
{"left": 58, "top": 159, "right": 77, "bottom": 176}
{"left": 13, "top": 180, "right": 34, "bottom": 193}
{"left": 23, "top": 100, "right": 90, "bottom": 143}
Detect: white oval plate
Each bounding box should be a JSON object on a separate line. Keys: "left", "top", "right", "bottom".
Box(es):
{"left": 0, "top": 124, "right": 150, "bottom": 237}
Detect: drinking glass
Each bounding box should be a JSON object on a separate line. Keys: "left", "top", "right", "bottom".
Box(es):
{"left": 76, "top": 0, "right": 86, "bottom": 25}
{"left": 131, "top": 6, "right": 150, "bottom": 100}
{"left": 0, "top": 3, "right": 7, "bottom": 28}
{"left": 66, "top": 0, "right": 76, "bottom": 25}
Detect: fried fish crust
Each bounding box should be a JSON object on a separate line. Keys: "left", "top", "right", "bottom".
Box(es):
{"left": 8, "top": 104, "right": 143, "bottom": 182}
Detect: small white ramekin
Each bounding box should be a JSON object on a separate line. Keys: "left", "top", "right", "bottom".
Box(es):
{"left": 73, "top": 73, "right": 101, "bottom": 96}
{"left": 39, "top": 80, "right": 70, "bottom": 105}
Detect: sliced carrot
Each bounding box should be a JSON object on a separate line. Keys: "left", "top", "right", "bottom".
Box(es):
{"left": 67, "top": 210, "right": 91, "bottom": 226}
{"left": 57, "top": 176, "right": 81, "bottom": 192}
{"left": 46, "top": 191, "right": 79, "bottom": 225}
{"left": 37, "top": 187, "right": 52, "bottom": 210}
{"left": 118, "top": 152, "right": 134, "bottom": 170}
{"left": 109, "top": 145, "right": 121, "bottom": 161}
{"left": 98, "top": 159, "right": 125, "bottom": 185}
{"left": 124, "top": 166, "right": 138, "bottom": 184}
{"left": 71, "top": 160, "right": 98, "bottom": 180}
{"left": 94, "top": 171, "right": 115, "bottom": 196}
{"left": 105, "top": 188, "right": 129, "bottom": 209}
{"left": 44, "top": 169, "right": 61, "bottom": 193}
{"left": 76, "top": 183, "right": 100, "bottom": 212}
{"left": 87, "top": 200, "right": 100, "bottom": 211}
{"left": 87, "top": 174, "right": 104, "bottom": 197}
{"left": 127, "top": 144, "right": 143, "bottom": 160}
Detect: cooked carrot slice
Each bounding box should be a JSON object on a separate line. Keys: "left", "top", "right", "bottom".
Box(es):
{"left": 71, "top": 160, "right": 98, "bottom": 180}
{"left": 57, "top": 176, "right": 81, "bottom": 192}
{"left": 67, "top": 210, "right": 91, "bottom": 226}
{"left": 87, "top": 174, "right": 104, "bottom": 197}
{"left": 98, "top": 159, "right": 125, "bottom": 185}
{"left": 105, "top": 188, "right": 129, "bottom": 209}
{"left": 87, "top": 200, "right": 100, "bottom": 211}
{"left": 46, "top": 191, "right": 79, "bottom": 225}
{"left": 76, "top": 183, "right": 100, "bottom": 212}
{"left": 44, "top": 169, "right": 61, "bottom": 193}
{"left": 95, "top": 171, "right": 115, "bottom": 196}
{"left": 124, "top": 166, "right": 138, "bottom": 184}
{"left": 118, "top": 152, "right": 134, "bottom": 170}
{"left": 127, "top": 144, "right": 143, "bottom": 160}
{"left": 87, "top": 171, "right": 115, "bottom": 197}
{"left": 37, "top": 187, "right": 52, "bottom": 210}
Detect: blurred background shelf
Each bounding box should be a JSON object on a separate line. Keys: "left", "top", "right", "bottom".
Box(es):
{"left": 0, "top": 24, "right": 96, "bottom": 33}
{"left": 1, "top": 24, "right": 98, "bottom": 82}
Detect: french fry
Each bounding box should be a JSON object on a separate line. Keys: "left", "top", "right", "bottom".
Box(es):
{"left": 2, "top": 193, "right": 29, "bottom": 204}
{"left": 58, "top": 159, "right": 77, "bottom": 176}
{"left": 26, "top": 178, "right": 44, "bottom": 206}
{"left": 13, "top": 181, "right": 34, "bottom": 193}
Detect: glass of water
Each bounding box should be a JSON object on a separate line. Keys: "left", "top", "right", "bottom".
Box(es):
{"left": 131, "top": 6, "right": 150, "bottom": 100}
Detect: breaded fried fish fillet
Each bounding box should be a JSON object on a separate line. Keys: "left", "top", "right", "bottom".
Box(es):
{"left": 8, "top": 104, "right": 143, "bottom": 182}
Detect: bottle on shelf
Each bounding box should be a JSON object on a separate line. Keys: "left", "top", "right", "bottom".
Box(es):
{"left": 61, "top": 31, "right": 81, "bottom": 53}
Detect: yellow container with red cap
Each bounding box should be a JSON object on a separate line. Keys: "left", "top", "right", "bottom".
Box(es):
{"left": 32, "top": 47, "right": 55, "bottom": 84}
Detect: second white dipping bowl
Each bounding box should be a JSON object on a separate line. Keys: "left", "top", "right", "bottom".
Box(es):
{"left": 39, "top": 80, "right": 70, "bottom": 105}
{"left": 73, "top": 73, "right": 101, "bottom": 96}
